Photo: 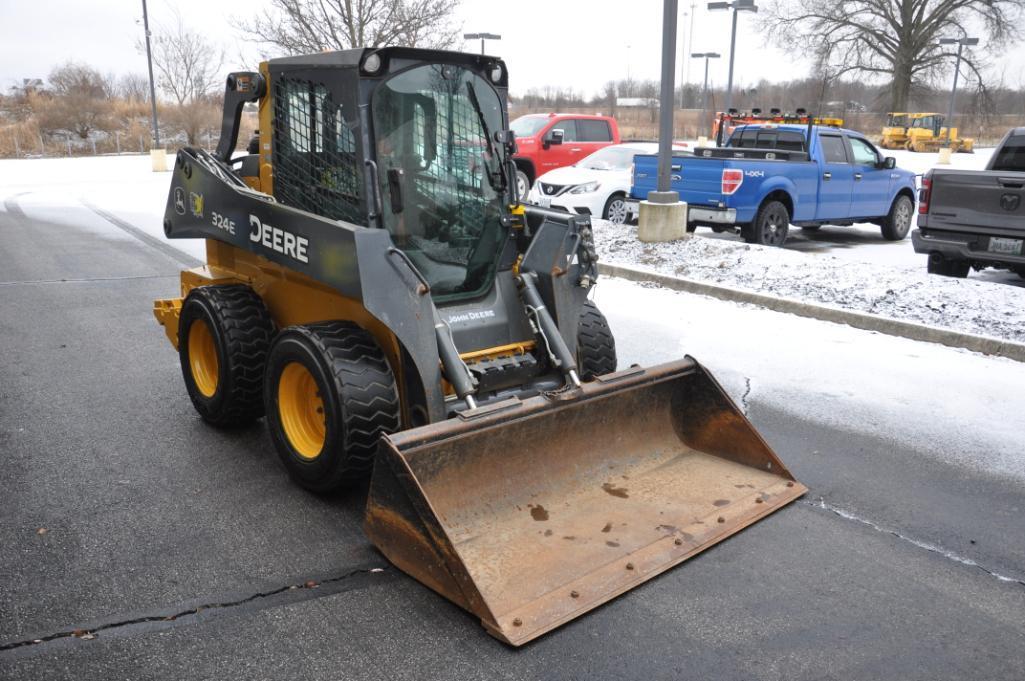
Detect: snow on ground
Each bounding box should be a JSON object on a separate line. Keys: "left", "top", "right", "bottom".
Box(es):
{"left": 0, "top": 155, "right": 202, "bottom": 261}
{"left": 3, "top": 152, "right": 1023, "bottom": 343}
{"left": 598, "top": 276, "right": 1025, "bottom": 482}
{"left": 595, "top": 146, "right": 1025, "bottom": 343}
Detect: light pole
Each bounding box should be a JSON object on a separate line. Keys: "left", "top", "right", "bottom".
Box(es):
{"left": 939, "top": 36, "right": 979, "bottom": 126}
{"left": 707, "top": 0, "right": 757, "bottom": 115}
{"left": 463, "top": 32, "right": 501, "bottom": 55}
{"left": 679, "top": 7, "right": 688, "bottom": 109}
{"left": 141, "top": 0, "right": 160, "bottom": 148}
{"left": 692, "top": 52, "right": 721, "bottom": 133}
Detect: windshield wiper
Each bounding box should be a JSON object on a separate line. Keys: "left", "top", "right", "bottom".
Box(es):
{"left": 465, "top": 82, "right": 507, "bottom": 193}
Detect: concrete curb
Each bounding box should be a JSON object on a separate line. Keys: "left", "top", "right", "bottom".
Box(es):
{"left": 598, "top": 262, "right": 1025, "bottom": 364}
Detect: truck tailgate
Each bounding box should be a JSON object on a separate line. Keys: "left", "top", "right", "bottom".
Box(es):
{"left": 928, "top": 169, "right": 1025, "bottom": 237}
{"left": 632, "top": 154, "right": 725, "bottom": 207}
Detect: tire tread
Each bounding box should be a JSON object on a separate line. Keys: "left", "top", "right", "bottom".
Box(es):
{"left": 576, "top": 301, "right": 617, "bottom": 380}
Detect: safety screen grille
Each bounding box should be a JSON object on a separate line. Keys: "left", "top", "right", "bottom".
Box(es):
{"left": 407, "top": 84, "right": 491, "bottom": 245}
{"left": 273, "top": 77, "right": 365, "bottom": 225}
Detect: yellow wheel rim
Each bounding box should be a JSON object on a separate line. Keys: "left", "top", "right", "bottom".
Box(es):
{"left": 278, "top": 362, "right": 326, "bottom": 460}
{"left": 188, "top": 318, "right": 219, "bottom": 398}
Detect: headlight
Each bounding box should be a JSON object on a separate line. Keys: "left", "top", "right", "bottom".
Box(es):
{"left": 569, "top": 181, "right": 599, "bottom": 194}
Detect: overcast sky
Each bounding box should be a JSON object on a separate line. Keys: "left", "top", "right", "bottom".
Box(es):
{"left": 4, "top": 0, "right": 1025, "bottom": 99}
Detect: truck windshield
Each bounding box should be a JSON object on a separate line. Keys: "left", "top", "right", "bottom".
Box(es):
{"left": 510, "top": 115, "right": 548, "bottom": 137}
{"left": 373, "top": 64, "right": 508, "bottom": 300}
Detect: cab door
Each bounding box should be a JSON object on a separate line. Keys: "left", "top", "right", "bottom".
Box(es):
{"left": 815, "top": 133, "right": 854, "bottom": 220}
{"left": 846, "top": 135, "right": 890, "bottom": 217}
{"left": 574, "top": 119, "right": 615, "bottom": 160}
{"left": 538, "top": 119, "right": 579, "bottom": 171}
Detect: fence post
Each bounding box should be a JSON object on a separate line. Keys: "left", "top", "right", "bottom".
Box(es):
{"left": 91, "top": 138, "right": 97, "bottom": 155}
{"left": 115, "top": 131, "right": 121, "bottom": 155}
{"left": 140, "top": 135, "right": 144, "bottom": 153}
{"left": 13, "top": 135, "right": 20, "bottom": 157}
{"left": 38, "top": 133, "right": 45, "bottom": 156}
{"left": 66, "top": 138, "right": 72, "bottom": 157}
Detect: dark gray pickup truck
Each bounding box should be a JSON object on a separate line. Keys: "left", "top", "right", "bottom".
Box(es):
{"left": 913, "top": 127, "right": 1025, "bottom": 278}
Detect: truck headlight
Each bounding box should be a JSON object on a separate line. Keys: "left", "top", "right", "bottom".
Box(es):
{"left": 569, "top": 181, "right": 599, "bottom": 194}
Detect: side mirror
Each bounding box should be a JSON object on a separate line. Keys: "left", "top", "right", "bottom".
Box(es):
{"left": 880, "top": 156, "right": 896, "bottom": 170}
{"left": 543, "top": 128, "right": 564, "bottom": 148}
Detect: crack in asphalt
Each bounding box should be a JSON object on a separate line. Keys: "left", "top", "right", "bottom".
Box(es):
{"left": 740, "top": 377, "right": 753, "bottom": 415}
{"left": 802, "top": 497, "right": 1025, "bottom": 588}
{"left": 0, "top": 565, "right": 390, "bottom": 654}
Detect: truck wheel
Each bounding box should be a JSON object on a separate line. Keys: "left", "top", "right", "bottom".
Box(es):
{"left": 745, "top": 200, "right": 790, "bottom": 247}
{"left": 603, "top": 193, "right": 629, "bottom": 225}
{"left": 926, "top": 253, "right": 970, "bottom": 278}
{"left": 178, "top": 285, "right": 274, "bottom": 427}
{"left": 264, "top": 322, "right": 400, "bottom": 492}
{"left": 516, "top": 170, "right": 530, "bottom": 201}
{"left": 576, "top": 300, "right": 617, "bottom": 380}
{"left": 881, "top": 195, "right": 913, "bottom": 241}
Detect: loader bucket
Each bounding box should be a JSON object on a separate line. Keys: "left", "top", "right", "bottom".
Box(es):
{"left": 364, "top": 358, "right": 806, "bottom": 646}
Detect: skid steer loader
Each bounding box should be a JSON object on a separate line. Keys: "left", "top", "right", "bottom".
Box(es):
{"left": 153, "top": 47, "right": 806, "bottom": 646}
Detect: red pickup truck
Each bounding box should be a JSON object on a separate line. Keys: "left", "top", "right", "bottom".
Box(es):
{"left": 510, "top": 113, "right": 621, "bottom": 198}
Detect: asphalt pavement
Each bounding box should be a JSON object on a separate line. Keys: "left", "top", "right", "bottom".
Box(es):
{"left": 2, "top": 202, "right": 1024, "bottom": 680}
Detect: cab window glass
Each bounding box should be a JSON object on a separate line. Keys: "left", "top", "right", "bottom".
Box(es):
{"left": 820, "top": 135, "right": 849, "bottom": 163}
{"left": 577, "top": 119, "right": 612, "bottom": 142}
{"left": 549, "top": 120, "right": 578, "bottom": 142}
{"left": 777, "top": 132, "right": 805, "bottom": 152}
{"left": 755, "top": 131, "right": 778, "bottom": 148}
{"left": 848, "top": 137, "right": 879, "bottom": 165}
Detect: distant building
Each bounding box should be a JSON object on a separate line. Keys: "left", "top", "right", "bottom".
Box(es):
{"left": 616, "top": 97, "right": 657, "bottom": 107}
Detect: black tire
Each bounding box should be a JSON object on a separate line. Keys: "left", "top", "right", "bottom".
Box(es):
{"left": 603, "top": 193, "right": 629, "bottom": 225}
{"left": 926, "top": 253, "right": 970, "bottom": 278}
{"left": 576, "top": 300, "right": 617, "bottom": 380}
{"left": 516, "top": 169, "right": 530, "bottom": 201}
{"left": 743, "top": 200, "right": 790, "bottom": 247}
{"left": 881, "top": 194, "right": 914, "bottom": 241}
{"left": 264, "top": 322, "right": 400, "bottom": 492}
{"left": 178, "top": 284, "right": 274, "bottom": 427}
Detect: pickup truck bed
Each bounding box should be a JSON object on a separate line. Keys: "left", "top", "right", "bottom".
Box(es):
{"left": 913, "top": 127, "right": 1025, "bottom": 279}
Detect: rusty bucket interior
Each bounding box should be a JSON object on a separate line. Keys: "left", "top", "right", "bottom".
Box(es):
{"left": 364, "top": 358, "right": 807, "bottom": 646}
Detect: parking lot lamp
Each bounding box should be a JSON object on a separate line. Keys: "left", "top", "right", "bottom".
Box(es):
{"left": 692, "top": 52, "right": 721, "bottom": 133}
{"left": 938, "top": 37, "right": 979, "bottom": 126}
{"left": 707, "top": 0, "right": 757, "bottom": 115}
{"left": 463, "top": 32, "right": 501, "bottom": 55}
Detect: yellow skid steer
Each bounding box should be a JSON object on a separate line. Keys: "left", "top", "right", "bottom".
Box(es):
{"left": 153, "top": 47, "right": 806, "bottom": 645}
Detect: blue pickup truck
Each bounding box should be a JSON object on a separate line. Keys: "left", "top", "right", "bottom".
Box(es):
{"left": 627, "top": 124, "right": 917, "bottom": 247}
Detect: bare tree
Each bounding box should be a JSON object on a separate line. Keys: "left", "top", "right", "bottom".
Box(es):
{"left": 38, "top": 62, "right": 113, "bottom": 139}
{"left": 145, "top": 15, "right": 224, "bottom": 146}
{"left": 117, "top": 73, "right": 151, "bottom": 103}
{"left": 238, "top": 0, "right": 462, "bottom": 54}
{"left": 760, "top": 0, "right": 1025, "bottom": 111}
{"left": 148, "top": 15, "right": 224, "bottom": 106}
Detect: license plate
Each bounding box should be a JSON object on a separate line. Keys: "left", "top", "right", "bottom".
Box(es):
{"left": 988, "top": 237, "right": 1023, "bottom": 255}
{"left": 538, "top": 196, "right": 552, "bottom": 208}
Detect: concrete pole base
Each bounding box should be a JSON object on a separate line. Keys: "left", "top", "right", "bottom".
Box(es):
{"left": 150, "top": 148, "right": 168, "bottom": 172}
{"left": 638, "top": 200, "right": 689, "bottom": 243}
{"left": 937, "top": 148, "right": 953, "bottom": 165}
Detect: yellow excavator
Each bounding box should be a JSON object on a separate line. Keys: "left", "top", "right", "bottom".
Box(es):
{"left": 905, "top": 113, "right": 975, "bottom": 153}
{"left": 880, "top": 112, "right": 910, "bottom": 149}
{"left": 152, "top": 47, "right": 806, "bottom": 646}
